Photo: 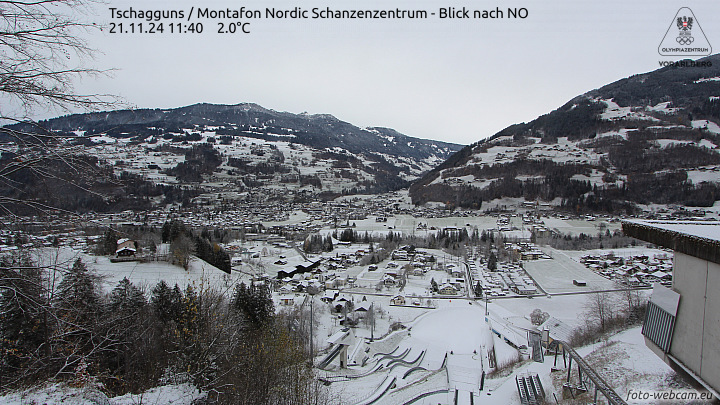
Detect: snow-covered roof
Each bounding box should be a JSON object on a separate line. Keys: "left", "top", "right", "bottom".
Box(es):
{"left": 540, "top": 317, "right": 574, "bottom": 343}
{"left": 322, "top": 289, "right": 339, "bottom": 298}
{"left": 506, "top": 316, "right": 537, "bottom": 332}
{"left": 327, "top": 329, "right": 351, "bottom": 345}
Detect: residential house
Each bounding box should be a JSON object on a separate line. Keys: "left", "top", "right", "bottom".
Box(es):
{"left": 438, "top": 283, "right": 458, "bottom": 295}
{"left": 115, "top": 238, "right": 137, "bottom": 257}
{"left": 390, "top": 295, "right": 406, "bottom": 306}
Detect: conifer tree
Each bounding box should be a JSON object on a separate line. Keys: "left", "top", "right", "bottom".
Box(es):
{"left": 151, "top": 280, "right": 176, "bottom": 323}
{"left": 53, "top": 258, "right": 102, "bottom": 375}
{"left": 233, "top": 282, "right": 275, "bottom": 328}
{"left": 161, "top": 222, "right": 171, "bottom": 243}
{"left": 474, "top": 282, "right": 483, "bottom": 298}
{"left": 171, "top": 284, "right": 183, "bottom": 321}
{"left": 0, "top": 255, "right": 46, "bottom": 381}
{"left": 323, "top": 235, "right": 334, "bottom": 252}
{"left": 109, "top": 277, "right": 146, "bottom": 313}
{"left": 488, "top": 252, "right": 498, "bottom": 271}
{"left": 99, "top": 228, "right": 119, "bottom": 256}
{"left": 55, "top": 258, "right": 101, "bottom": 327}
{"left": 105, "top": 278, "right": 147, "bottom": 382}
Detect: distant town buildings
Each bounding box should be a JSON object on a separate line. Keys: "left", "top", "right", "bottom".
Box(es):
{"left": 580, "top": 252, "right": 673, "bottom": 286}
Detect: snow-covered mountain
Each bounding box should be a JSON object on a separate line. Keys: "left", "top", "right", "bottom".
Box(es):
{"left": 22, "top": 103, "right": 460, "bottom": 162}
{"left": 410, "top": 54, "right": 720, "bottom": 213}
{"left": 3, "top": 103, "right": 461, "bottom": 209}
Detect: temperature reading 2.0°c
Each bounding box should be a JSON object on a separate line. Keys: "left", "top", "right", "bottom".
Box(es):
{"left": 218, "top": 22, "right": 251, "bottom": 33}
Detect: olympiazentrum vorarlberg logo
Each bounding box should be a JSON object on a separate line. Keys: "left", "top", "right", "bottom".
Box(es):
{"left": 658, "top": 7, "right": 712, "bottom": 56}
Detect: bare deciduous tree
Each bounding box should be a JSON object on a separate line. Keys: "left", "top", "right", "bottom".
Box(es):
{"left": 623, "top": 287, "right": 646, "bottom": 324}
{"left": 0, "top": 0, "right": 122, "bottom": 217}
{"left": 0, "top": 0, "right": 115, "bottom": 119}
{"left": 530, "top": 308, "right": 549, "bottom": 326}
{"left": 170, "top": 234, "right": 195, "bottom": 270}
{"left": 584, "top": 292, "right": 615, "bottom": 332}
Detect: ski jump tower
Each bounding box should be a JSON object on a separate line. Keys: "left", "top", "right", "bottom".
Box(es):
{"left": 319, "top": 328, "right": 354, "bottom": 369}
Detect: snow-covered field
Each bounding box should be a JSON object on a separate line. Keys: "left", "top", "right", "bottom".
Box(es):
{"left": 692, "top": 119, "right": 720, "bottom": 135}
{"left": 541, "top": 217, "right": 621, "bottom": 236}
{"left": 523, "top": 248, "right": 618, "bottom": 294}
{"left": 32, "top": 246, "right": 243, "bottom": 294}
{"left": 599, "top": 99, "right": 661, "bottom": 122}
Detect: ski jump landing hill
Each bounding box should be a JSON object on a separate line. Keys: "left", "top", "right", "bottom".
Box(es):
{"left": 321, "top": 305, "right": 502, "bottom": 405}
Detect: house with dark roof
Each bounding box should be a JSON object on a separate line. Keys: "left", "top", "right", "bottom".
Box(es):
{"left": 623, "top": 220, "right": 720, "bottom": 399}
{"left": 276, "top": 259, "right": 323, "bottom": 279}
{"left": 390, "top": 294, "right": 406, "bottom": 306}
{"left": 115, "top": 238, "right": 137, "bottom": 257}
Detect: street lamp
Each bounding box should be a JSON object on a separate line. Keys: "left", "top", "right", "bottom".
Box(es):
{"left": 306, "top": 285, "right": 319, "bottom": 365}
{"left": 370, "top": 301, "right": 375, "bottom": 342}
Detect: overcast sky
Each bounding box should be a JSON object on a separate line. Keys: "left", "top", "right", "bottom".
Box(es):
{"left": 61, "top": 0, "right": 720, "bottom": 145}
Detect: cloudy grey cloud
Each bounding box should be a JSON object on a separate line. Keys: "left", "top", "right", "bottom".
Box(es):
{"left": 40, "top": 0, "right": 720, "bottom": 144}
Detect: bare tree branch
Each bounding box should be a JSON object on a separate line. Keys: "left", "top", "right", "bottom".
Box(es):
{"left": 0, "top": 0, "right": 118, "bottom": 118}
{"left": 0, "top": 0, "right": 128, "bottom": 219}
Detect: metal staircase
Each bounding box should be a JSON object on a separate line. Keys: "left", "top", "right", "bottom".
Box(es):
{"left": 516, "top": 374, "right": 545, "bottom": 405}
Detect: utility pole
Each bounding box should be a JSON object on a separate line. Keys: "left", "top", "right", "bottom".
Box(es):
{"left": 307, "top": 286, "right": 319, "bottom": 365}
{"left": 370, "top": 301, "right": 375, "bottom": 341}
